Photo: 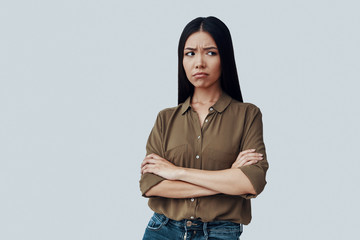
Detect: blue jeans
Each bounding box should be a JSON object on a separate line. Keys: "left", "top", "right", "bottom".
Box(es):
{"left": 142, "top": 212, "right": 243, "bottom": 240}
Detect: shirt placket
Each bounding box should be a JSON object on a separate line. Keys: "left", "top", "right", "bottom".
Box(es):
{"left": 188, "top": 106, "right": 216, "bottom": 220}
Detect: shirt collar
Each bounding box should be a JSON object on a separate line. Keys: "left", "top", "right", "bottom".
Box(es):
{"left": 181, "top": 91, "right": 232, "bottom": 115}
{"left": 181, "top": 96, "right": 192, "bottom": 115}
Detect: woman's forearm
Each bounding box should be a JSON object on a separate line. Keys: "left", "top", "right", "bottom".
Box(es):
{"left": 141, "top": 153, "right": 258, "bottom": 196}
{"left": 177, "top": 168, "right": 256, "bottom": 196}
{"left": 145, "top": 180, "right": 219, "bottom": 198}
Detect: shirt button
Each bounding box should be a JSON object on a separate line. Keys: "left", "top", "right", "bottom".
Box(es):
{"left": 191, "top": 198, "right": 195, "bottom": 202}
{"left": 190, "top": 216, "right": 194, "bottom": 219}
{"left": 205, "top": 119, "right": 208, "bottom": 123}
{"left": 196, "top": 155, "right": 200, "bottom": 159}
{"left": 197, "top": 136, "right": 200, "bottom": 139}
{"left": 209, "top": 107, "right": 214, "bottom": 111}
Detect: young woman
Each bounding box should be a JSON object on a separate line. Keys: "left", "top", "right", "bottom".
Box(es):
{"left": 140, "top": 16, "right": 268, "bottom": 240}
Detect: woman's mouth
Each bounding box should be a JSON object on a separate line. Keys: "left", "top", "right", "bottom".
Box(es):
{"left": 193, "top": 72, "right": 209, "bottom": 78}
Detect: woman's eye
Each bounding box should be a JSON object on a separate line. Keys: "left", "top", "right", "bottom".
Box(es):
{"left": 185, "top": 52, "right": 195, "bottom": 56}
{"left": 207, "top": 51, "right": 217, "bottom": 56}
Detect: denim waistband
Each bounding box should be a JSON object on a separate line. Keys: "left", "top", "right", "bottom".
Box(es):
{"left": 154, "top": 212, "right": 242, "bottom": 232}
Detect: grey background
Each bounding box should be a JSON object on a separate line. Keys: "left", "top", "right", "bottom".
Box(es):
{"left": 1, "top": 0, "right": 359, "bottom": 239}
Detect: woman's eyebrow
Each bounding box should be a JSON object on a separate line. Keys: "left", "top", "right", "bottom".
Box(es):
{"left": 184, "top": 46, "right": 218, "bottom": 51}
{"left": 203, "top": 46, "right": 218, "bottom": 50}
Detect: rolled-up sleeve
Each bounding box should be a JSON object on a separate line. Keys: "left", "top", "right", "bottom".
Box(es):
{"left": 239, "top": 106, "right": 269, "bottom": 199}
{"left": 139, "top": 112, "right": 166, "bottom": 197}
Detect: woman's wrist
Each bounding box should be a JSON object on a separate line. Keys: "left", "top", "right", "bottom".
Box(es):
{"left": 174, "top": 167, "right": 187, "bottom": 180}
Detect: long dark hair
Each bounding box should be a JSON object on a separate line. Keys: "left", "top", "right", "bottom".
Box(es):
{"left": 178, "top": 16, "right": 243, "bottom": 104}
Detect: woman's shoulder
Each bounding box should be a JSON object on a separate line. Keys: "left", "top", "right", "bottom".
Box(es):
{"left": 230, "top": 99, "right": 262, "bottom": 112}
{"left": 155, "top": 103, "right": 185, "bottom": 119}
{"left": 228, "top": 100, "right": 264, "bottom": 123}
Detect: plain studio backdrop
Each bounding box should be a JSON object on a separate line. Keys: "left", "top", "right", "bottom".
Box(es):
{"left": 1, "top": 0, "right": 359, "bottom": 239}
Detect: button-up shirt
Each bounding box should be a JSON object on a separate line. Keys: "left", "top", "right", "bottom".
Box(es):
{"left": 139, "top": 92, "right": 268, "bottom": 224}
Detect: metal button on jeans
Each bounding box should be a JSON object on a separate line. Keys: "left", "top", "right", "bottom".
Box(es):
{"left": 186, "top": 221, "right": 192, "bottom": 227}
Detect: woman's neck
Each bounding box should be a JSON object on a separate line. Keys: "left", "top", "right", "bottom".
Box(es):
{"left": 192, "top": 86, "right": 222, "bottom": 105}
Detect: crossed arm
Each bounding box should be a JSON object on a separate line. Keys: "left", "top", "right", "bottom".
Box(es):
{"left": 140, "top": 149, "right": 263, "bottom": 198}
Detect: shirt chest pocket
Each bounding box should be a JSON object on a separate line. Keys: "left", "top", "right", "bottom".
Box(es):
{"left": 203, "top": 148, "right": 238, "bottom": 170}
{"left": 164, "top": 144, "right": 189, "bottom": 167}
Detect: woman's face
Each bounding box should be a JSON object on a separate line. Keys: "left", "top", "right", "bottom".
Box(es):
{"left": 183, "top": 31, "right": 221, "bottom": 90}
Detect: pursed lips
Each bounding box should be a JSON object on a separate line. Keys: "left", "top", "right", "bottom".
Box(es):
{"left": 193, "top": 72, "right": 209, "bottom": 78}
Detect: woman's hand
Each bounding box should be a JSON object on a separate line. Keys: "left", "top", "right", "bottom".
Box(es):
{"left": 231, "top": 149, "right": 263, "bottom": 169}
{"left": 141, "top": 153, "right": 182, "bottom": 180}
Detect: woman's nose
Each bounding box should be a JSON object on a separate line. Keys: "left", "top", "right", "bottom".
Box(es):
{"left": 195, "top": 54, "right": 205, "bottom": 69}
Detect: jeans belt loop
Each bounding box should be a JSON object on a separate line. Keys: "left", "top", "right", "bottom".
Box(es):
{"left": 203, "top": 222, "right": 208, "bottom": 239}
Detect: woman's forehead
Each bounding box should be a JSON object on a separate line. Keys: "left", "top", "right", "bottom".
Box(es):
{"left": 184, "top": 31, "right": 217, "bottom": 48}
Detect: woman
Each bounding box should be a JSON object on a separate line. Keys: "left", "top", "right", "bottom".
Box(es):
{"left": 140, "top": 16, "right": 268, "bottom": 240}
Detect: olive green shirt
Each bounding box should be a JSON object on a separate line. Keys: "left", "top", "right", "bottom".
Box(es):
{"left": 139, "top": 92, "right": 268, "bottom": 225}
